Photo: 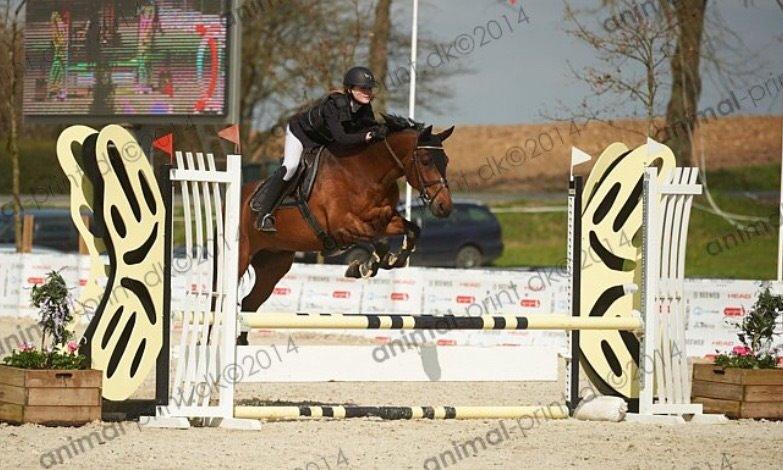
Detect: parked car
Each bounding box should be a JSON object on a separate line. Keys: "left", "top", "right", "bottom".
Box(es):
{"left": 0, "top": 209, "right": 87, "bottom": 253}
{"left": 318, "top": 200, "right": 503, "bottom": 268}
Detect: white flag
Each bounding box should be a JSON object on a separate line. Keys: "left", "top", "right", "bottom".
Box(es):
{"left": 571, "top": 147, "right": 592, "bottom": 169}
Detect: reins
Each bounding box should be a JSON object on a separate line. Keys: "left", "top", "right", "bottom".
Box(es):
{"left": 382, "top": 138, "right": 448, "bottom": 206}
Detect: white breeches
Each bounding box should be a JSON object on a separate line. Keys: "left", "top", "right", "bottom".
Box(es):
{"left": 282, "top": 125, "right": 304, "bottom": 181}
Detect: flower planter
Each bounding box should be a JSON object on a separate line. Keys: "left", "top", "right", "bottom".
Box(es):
{"left": 691, "top": 363, "right": 783, "bottom": 419}
{"left": 0, "top": 365, "right": 102, "bottom": 425}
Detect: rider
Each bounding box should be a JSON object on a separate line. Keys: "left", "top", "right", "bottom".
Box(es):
{"left": 255, "top": 66, "right": 389, "bottom": 232}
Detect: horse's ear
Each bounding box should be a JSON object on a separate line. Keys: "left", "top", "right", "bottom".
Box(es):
{"left": 437, "top": 126, "right": 455, "bottom": 141}
{"left": 421, "top": 125, "right": 433, "bottom": 138}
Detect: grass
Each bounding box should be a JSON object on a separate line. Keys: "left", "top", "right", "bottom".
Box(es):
{"left": 491, "top": 165, "right": 780, "bottom": 280}
{"left": 494, "top": 210, "right": 567, "bottom": 268}
{"left": 702, "top": 163, "right": 780, "bottom": 192}
{"left": 0, "top": 138, "right": 67, "bottom": 195}
{"left": 685, "top": 193, "right": 778, "bottom": 279}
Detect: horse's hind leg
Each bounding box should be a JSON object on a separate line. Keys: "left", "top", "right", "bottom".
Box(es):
{"left": 237, "top": 250, "right": 295, "bottom": 345}
{"left": 345, "top": 239, "right": 390, "bottom": 279}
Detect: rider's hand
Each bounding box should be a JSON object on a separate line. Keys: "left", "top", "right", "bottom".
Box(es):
{"left": 374, "top": 124, "right": 389, "bottom": 140}
{"left": 367, "top": 125, "right": 388, "bottom": 143}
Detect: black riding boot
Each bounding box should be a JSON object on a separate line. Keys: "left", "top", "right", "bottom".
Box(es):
{"left": 254, "top": 166, "right": 288, "bottom": 232}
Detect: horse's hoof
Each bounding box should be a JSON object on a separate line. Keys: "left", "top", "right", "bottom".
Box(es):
{"left": 345, "top": 261, "right": 362, "bottom": 278}
{"left": 382, "top": 252, "right": 409, "bottom": 269}
{"left": 365, "top": 262, "right": 380, "bottom": 278}
{"left": 237, "top": 332, "right": 249, "bottom": 346}
{"left": 380, "top": 252, "right": 398, "bottom": 270}
{"left": 391, "top": 253, "right": 410, "bottom": 268}
{"left": 358, "top": 261, "right": 379, "bottom": 278}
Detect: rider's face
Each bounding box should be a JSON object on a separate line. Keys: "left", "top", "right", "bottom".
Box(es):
{"left": 350, "top": 87, "right": 374, "bottom": 104}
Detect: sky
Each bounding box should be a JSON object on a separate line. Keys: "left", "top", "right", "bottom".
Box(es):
{"left": 387, "top": 0, "right": 783, "bottom": 125}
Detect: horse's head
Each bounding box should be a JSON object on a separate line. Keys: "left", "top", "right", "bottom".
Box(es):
{"left": 382, "top": 114, "right": 455, "bottom": 218}
{"left": 411, "top": 125, "right": 455, "bottom": 218}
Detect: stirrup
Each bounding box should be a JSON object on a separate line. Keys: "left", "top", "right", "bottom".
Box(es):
{"left": 258, "top": 213, "right": 277, "bottom": 233}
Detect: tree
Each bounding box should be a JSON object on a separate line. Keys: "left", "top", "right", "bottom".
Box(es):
{"left": 369, "top": 0, "right": 392, "bottom": 114}
{"left": 0, "top": 0, "right": 25, "bottom": 251}
{"left": 236, "top": 0, "right": 464, "bottom": 161}
{"left": 557, "top": 1, "right": 783, "bottom": 167}
{"left": 660, "top": 0, "right": 783, "bottom": 166}
{"left": 659, "top": 0, "right": 707, "bottom": 168}
{"left": 560, "top": 0, "right": 677, "bottom": 136}
{"left": 239, "top": 0, "right": 371, "bottom": 158}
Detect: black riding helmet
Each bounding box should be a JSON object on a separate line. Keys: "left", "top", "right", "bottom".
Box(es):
{"left": 343, "top": 66, "right": 378, "bottom": 89}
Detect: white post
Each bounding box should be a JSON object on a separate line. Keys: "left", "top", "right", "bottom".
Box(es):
{"left": 638, "top": 169, "right": 659, "bottom": 416}
{"left": 220, "top": 154, "right": 242, "bottom": 419}
{"left": 404, "top": 0, "right": 418, "bottom": 226}
{"left": 777, "top": 119, "right": 783, "bottom": 281}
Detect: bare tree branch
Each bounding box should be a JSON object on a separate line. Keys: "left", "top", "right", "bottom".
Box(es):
{"left": 543, "top": 0, "right": 677, "bottom": 137}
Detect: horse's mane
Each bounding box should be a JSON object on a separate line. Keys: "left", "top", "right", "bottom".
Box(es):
{"left": 381, "top": 113, "right": 426, "bottom": 133}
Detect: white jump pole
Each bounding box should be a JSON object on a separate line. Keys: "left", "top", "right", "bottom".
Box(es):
{"left": 239, "top": 312, "right": 643, "bottom": 331}
{"left": 404, "top": 0, "right": 418, "bottom": 241}
{"left": 235, "top": 405, "right": 569, "bottom": 421}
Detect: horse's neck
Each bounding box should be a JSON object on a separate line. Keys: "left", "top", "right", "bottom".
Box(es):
{"left": 374, "top": 132, "right": 415, "bottom": 185}
{"left": 326, "top": 134, "right": 412, "bottom": 189}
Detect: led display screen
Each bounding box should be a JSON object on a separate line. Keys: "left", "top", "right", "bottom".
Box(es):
{"left": 24, "top": 1, "right": 232, "bottom": 121}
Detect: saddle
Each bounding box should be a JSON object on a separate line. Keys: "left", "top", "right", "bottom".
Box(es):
{"left": 249, "top": 146, "right": 343, "bottom": 253}
{"left": 283, "top": 146, "right": 322, "bottom": 206}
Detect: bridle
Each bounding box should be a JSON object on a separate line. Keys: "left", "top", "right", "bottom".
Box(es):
{"left": 383, "top": 138, "right": 449, "bottom": 206}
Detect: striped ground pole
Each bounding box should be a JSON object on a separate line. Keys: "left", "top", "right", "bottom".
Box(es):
{"left": 239, "top": 313, "right": 642, "bottom": 331}
{"left": 234, "top": 405, "right": 569, "bottom": 421}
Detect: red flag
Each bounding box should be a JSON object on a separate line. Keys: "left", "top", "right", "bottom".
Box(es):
{"left": 218, "top": 124, "right": 241, "bottom": 153}
{"left": 153, "top": 133, "right": 174, "bottom": 163}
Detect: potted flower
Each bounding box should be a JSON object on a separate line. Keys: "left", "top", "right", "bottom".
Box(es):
{"left": 0, "top": 271, "right": 101, "bottom": 425}
{"left": 692, "top": 284, "right": 783, "bottom": 419}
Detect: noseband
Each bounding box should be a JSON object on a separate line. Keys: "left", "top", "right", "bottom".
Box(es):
{"left": 382, "top": 139, "right": 449, "bottom": 206}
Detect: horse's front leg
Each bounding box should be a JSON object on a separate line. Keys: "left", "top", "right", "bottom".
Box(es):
{"left": 340, "top": 207, "right": 394, "bottom": 279}
{"left": 379, "top": 215, "right": 420, "bottom": 270}
{"left": 345, "top": 238, "right": 390, "bottom": 279}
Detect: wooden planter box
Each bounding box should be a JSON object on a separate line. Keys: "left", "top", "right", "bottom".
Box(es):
{"left": 0, "top": 365, "right": 102, "bottom": 425}
{"left": 692, "top": 363, "right": 783, "bottom": 419}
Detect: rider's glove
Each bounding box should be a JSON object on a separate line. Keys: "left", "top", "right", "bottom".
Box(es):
{"left": 368, "top": 125, "right": 389, "bottom": 142}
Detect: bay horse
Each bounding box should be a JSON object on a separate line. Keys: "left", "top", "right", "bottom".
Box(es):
{"left": 237, "top": 115, "right": 455, "bottom": 329}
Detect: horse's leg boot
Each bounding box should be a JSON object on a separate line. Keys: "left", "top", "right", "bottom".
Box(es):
{"left": 372, "top": 239, "right": 390, "bottom": 259}
{"left": 364, "top": 239, "right": 390, "bottom": 275}
{"left": 381, "top": 220, "right": 419, "bottom": 269}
